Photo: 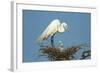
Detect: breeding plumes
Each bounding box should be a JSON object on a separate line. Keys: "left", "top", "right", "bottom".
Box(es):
{"left": 37, "top": 19, "right": 68, "bottom": 47}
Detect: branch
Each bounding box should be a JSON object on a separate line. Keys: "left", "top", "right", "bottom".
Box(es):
{"left": 80, "top": 50, "right": 91, "bottom": 59}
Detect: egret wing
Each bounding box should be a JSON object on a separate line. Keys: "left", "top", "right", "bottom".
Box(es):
{"left": 37, "top": 19, "right": 60, "bottom": 42}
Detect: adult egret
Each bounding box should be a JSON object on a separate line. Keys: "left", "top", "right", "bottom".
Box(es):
{"left": 37, "top": 19, "right": 68, "bottom": 48}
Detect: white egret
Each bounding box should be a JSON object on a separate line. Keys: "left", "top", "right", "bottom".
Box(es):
{"left": 58, "top": 41, "right": 64, "bottom": 52}
{"left": 37, "top": 19, "right": 68, "bottom": 48}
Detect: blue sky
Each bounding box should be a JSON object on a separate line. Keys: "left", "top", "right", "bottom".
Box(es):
{"left": 23, "top": 10, "right": 91, "bottom": 62}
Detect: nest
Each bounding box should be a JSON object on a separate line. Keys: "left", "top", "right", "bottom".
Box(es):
{"left": 39, "top": 45, "right": 90, "bottom": 61}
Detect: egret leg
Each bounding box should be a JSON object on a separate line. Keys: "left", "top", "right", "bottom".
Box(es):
{"left": 51, "top": 33, "right": 56, "bottom": 48}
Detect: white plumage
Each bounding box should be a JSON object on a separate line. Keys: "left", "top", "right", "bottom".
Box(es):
{"left": 58, "top": 41, "right": 64, "bottom": 51}
{"left": 37, "top": 19, "right": 68, "bottom": 43}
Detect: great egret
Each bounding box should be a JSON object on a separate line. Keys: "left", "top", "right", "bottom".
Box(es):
{"left": 37, "top": 19, "right": 68, "bottom": 48}
{"left": 58, "top": 41, "right": 64, "bottom": 51}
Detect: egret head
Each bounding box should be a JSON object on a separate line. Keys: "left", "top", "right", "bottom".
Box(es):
{"left": 58, "top": 22, "right": 68, "bottom": 33}
{"left": 62, "top": 22, "right": 68, "bottom": 31}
